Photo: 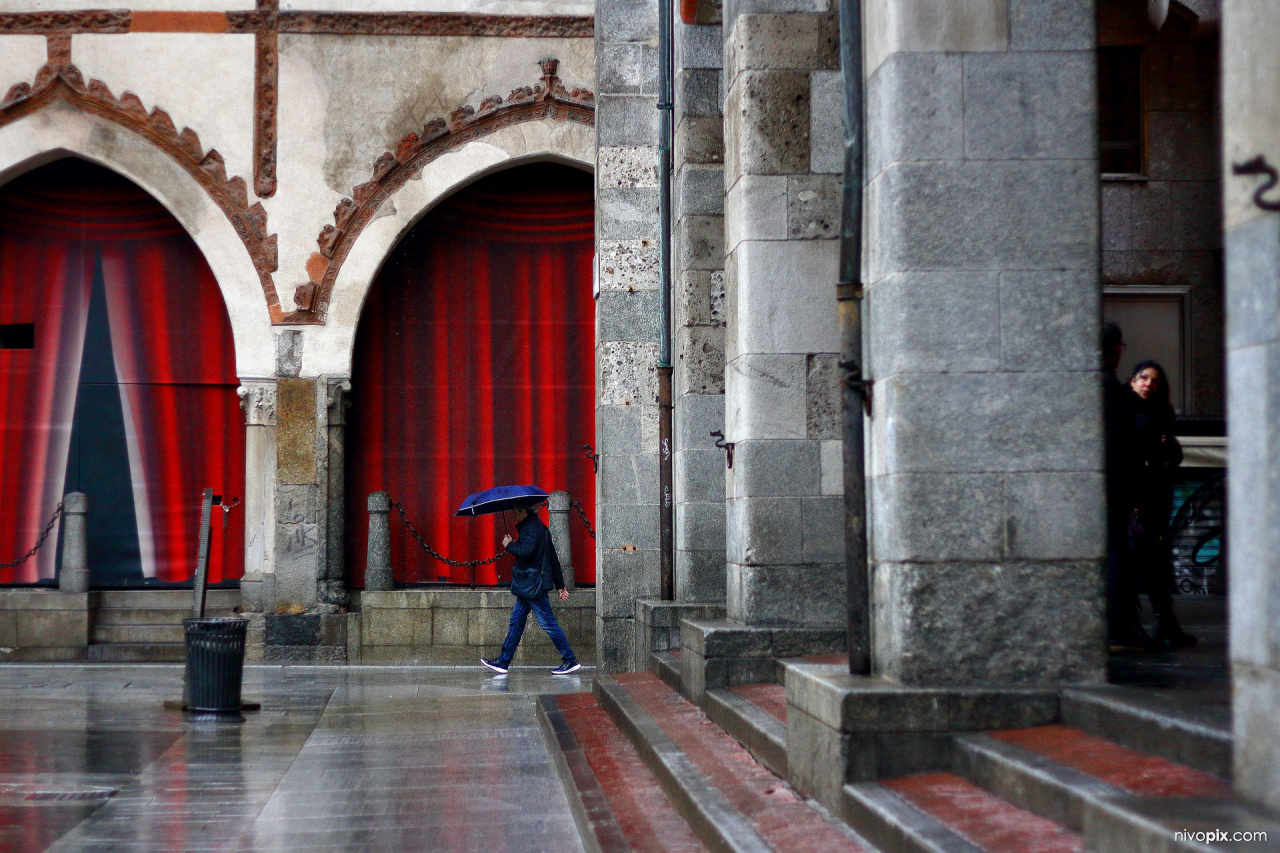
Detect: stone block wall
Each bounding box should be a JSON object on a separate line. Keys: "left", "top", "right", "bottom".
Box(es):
{"left": 354, "top": 590, "right": 596, "bottom": 665}
{"left": 863, "top": 0, "right": 1105, "bottom": 685}
{"left": 0, "top": 590, "right": 94, "bottom": 662}
{"left": 1222, "top": 0, "right": 1280, "bottom": 815}
{"left": 595, "top": 0, "right": 663, "bottom": 671}
{"left": 721, "top": 5, "right": 846, "bottom": 629}
{"left": 673, "top": 15, "right": 729, "bottom": 605}
{"left": 1099, "top": 4, "right": 1223, "bottom": 417}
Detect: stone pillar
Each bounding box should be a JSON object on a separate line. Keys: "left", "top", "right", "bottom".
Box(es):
{"left": 1223, "top": 0, "right": 1280, "bottom": 813}
{"left": 722, "top": 6, "right": 846, "bottom": 629}
{"left": 274, "top": 375, "right": 321, "bottom": 610}
{"left": 863, "top": 0, "right": 1104, "bottom": 684}
{"left": 673, "top": 10, "right": 728, "bottom": 604}
{"left": 365, "top": 491, "right": 393, "bottom": 591}
{"left": 548, "top": 490, "right": 576, "bottom": 592}
{"left": 594, "top": 0, "right": 663, "bottom": 671}
{"left": 237, "top": 379, "right": 277, "bottom": 614}
{"left": 320, "top": 378, "right": 350, "bottom": 607}
{"left": 58, "top": 492, "right": 88, "bottom": 594}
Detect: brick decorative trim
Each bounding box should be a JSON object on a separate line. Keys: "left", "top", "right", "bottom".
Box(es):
{"left": 0, "top": 10, "right": 130, "bottom": 34}
{"left": 0, "top": 61, "right": 285, "bottom": 323}
{"left": 296, "top": 57, "right": 594, "bottom": 324}
{"left": 274, "top": 11, "right": 592, "bottom": 37}
{"left": 252, "top": 1, "right": 279, "bottom": 197}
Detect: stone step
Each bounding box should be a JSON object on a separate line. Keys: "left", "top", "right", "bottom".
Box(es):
{"left": 97, "top": 589, "right": 240, "bottom": 610}
{"left": 704, "top": 683, "right": 787, "bottom": 779}
{"left": 651, "top": 649, "right": 682, "bottom": 694}
{"left": 843, "top": 773, "right": 1084, "bottom": 853}
{"left": 94, "top": 608, "right": 235, "bottom": 626}
{"left": 1060, "top": 686, "right": 1232, "bottom": 779}
{"left": 537, "top": 692, "right": 707, "bottom": 853}
{"left": 596, "top": 671, "right": 873, "bottom": 853}
{"left": 92, "top": 624, "right": 187, "bottom": 644}
{"left": 85, "top": 643, "right": 185, "bottom": 662}
{"left": 952, "top": 725, "right": 1231, "bottom": 834}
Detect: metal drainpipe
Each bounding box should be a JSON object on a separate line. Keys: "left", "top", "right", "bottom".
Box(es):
{"left": 657, "top": 0, "right": 675, "bottom": 601}
{"left": 837, "top": 0, "right": 870, "bottom": 674}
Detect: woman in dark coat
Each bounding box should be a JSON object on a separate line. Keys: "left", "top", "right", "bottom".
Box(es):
{"left": 1128, "top": 361, "right": 1195, "bottom": 648}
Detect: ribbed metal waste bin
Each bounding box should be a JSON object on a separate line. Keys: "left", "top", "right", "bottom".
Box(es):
{"left": 183, "top": 616, "right": 249, "bottom": 715}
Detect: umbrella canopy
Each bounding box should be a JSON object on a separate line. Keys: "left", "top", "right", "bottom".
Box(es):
{"left": 455, "top": 485, "right": 549, "bottom": 517}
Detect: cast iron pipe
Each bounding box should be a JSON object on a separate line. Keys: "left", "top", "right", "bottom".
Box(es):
{"left": 657, "top": 0, "right": 675, "bottom": 600}
{"left": 838, "top": 0, "right": 870, "bottom": 674}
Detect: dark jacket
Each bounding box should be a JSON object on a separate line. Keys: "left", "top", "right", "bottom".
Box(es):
{"left": 505, "top": 513, "right": 565, "bottom": 597}
{"left": 1130, "top": 390, "right": 1182, "bottom": 520}
{"left": 1104, "top": 369, "right": 1139, "bottom": 522}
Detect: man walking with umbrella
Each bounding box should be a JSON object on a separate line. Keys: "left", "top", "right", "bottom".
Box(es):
{"left": 481, "top": 501, "right": 580, "bottom": 675}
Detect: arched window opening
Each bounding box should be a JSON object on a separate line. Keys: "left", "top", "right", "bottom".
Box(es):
{"left": 0, "top": 158, "right": 244, "bottom": 587}
{"left": 346, "top": 163, "right": 596, "bottom": 587}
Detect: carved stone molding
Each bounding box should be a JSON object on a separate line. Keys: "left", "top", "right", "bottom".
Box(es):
{"left": 275, "top": 12, "right": 592, "bottom": 37}
{"left": 0, "top": 61, "right": 286, "bottom": 323}
{"left": 239, "top": 381, "right": 279, "bottom": 426}
{"left": 299, "top": 57, "right": 594, "bottom": 323}
{"left": 326, "top": 379, "right": 352, "bottom": 427}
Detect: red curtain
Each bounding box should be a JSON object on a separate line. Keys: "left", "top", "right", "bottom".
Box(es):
{"left": 0, "top": 163, "right": 243, "bottom": 584}
{"left": 346, "top": 165, "right": 596, "bottom": 586}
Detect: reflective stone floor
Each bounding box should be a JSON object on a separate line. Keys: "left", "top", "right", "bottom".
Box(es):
{"left": 0, "top": 665, "right": 593, "bottom": 853}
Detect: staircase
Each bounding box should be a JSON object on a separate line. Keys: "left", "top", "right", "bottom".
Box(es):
{"left": 87, "top": 589, "right": 240, "bottom": 662}
{"left": 541, "top": 660, "right": 1280, "bottom": 853}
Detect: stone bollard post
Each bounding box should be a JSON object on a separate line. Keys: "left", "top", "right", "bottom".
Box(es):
{"left": 365, "top": 491, "right": 394, "bottom": 591}
{"left": 59, "top": 492, "right": 89, "bottom": 594}
{"left": 548, "top": 490, "right": 575, "bottom": 593}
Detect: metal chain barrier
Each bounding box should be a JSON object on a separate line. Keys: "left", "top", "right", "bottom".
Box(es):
{"left": 389, "top": 499, "right": 506, "bottom": 570}
{"left": 0, "top": 502, "right": 64, "bottom": 570}
{"left": 570, "top": 500, "right": 595, "bottom": 540}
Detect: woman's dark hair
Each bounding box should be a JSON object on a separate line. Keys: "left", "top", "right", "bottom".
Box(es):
{"left": 1129, "top": 360, "right": 1170, "bottom": 406}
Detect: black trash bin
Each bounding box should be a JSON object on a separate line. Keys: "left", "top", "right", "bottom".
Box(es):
{"left": 183, "top": 616, "right": 249, "bottom": 716}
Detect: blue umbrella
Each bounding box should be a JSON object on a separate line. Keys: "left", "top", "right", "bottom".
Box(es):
{"left": 455, "top": 484, "right": 549, "bottom": 517}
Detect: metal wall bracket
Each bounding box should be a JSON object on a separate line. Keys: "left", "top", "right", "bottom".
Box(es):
{"left": 709, "top": 431, "right": 735, "bottom": 468}
{"left": 582, "top": 444, "right": 600, "bottom": 474}
{"left": 1232, "top": 155, "right": 1280, "bottom": 212}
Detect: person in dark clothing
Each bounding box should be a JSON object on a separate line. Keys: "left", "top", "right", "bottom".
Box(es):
{"left": 1128, "top": 360, "right": 1196, "bottom": 649}
{"left": 481, "top": 503, "right": 580, "bottom": 675}
{"left": 1102, "top": 322, "right": 1146, "bottom": 650}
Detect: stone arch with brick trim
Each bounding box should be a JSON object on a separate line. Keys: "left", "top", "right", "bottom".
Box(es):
{"left": 0, "top": 106, "right": 276, "bottom": 378}
{"left": 308, "top": 122, "right": 595, "bottom": 378}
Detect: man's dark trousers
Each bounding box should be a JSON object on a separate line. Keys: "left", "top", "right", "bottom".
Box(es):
{"left": 496, "top": 592, "right": 576, "bottom": 667}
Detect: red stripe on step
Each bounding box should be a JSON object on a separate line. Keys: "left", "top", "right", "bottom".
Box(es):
{"left": 989, "top": 725, "right": 1231, "bottom": 798}
{"left": 883, "top": 772, "right": 1084, "bottom": 853}
{"left": 730, "top": 683, "right": 787, "bottom": 724}
{"left": 557, "top": 694, "right": 707, "bottom": 853}
{"left": 616, "top": 672, "right": 868, "bottom": 853}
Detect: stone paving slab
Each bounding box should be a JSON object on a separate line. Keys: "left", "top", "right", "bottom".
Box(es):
{"left": 0, "top": 664, "right": 593, "bottom": 853}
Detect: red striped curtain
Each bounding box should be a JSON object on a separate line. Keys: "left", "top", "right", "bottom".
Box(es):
{"left": 0, "top": 161, "right": 243, "bottom": 584}
{"left": 346, "top": 165, "right": 596, "bottom": 586}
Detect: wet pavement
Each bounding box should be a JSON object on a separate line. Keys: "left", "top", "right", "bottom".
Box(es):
{"left": 0, "top": 664, "right": 593, "bottom": 853}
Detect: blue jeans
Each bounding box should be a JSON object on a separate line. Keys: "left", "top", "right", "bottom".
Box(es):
{"left": 497, "top": 592, "right": 576, "bottom": 667}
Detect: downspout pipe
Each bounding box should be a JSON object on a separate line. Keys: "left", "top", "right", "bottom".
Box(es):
{"left": 837, "top": 0, "right": 870, "bottom": 674}
{"left": 657, "top": 0, "right": 675, "bottom": 600}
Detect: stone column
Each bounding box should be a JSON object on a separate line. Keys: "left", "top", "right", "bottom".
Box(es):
{"left": 595, "top": 0, "right": 663, "bottom": 671}
{"left": 1223, "top": 0, "right": 1280, "bottom": 813}
{"left": 548, "top": 490, "right": 576, "bottom": 592}
{"left": 673, "top": 12, "right": 729, "bottom": 604}
{"left": 58, "top": 492, "right": 88, "bottom": 594}
{"left": 863, "top": 0, "right": 1104, "bottom": 684}
{"left": 237, "top": 379, "right": 277, "bottom": 614}
{"left": 365, "top": 491, "right": 393, "bottom": 591}
{"left": 722, "top": 6, "right": 846, "bottom": 629}
{"left": 319, "top": 378, "right": 350, "bottom": 607}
